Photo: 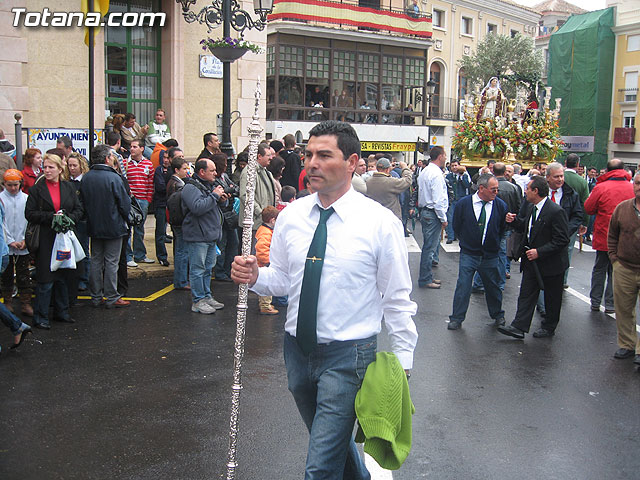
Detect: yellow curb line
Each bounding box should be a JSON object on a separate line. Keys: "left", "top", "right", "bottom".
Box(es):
{"left": 77, "top": 284, "right": 175, "bottom": 303}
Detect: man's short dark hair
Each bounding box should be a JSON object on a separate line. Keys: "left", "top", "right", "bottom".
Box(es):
{"left": 528, "top": 175, "right": 549, "bottom": 198}
{"left": 194, "top": 158, "right": 210, "bottom": 176}
{"left": 449, "top": 159, "right": 459, "bottom": 166}
{"left": 203, "top": 132, "right": 217, "bottom": 148}
{"left": 124, "top": 112, "right": 136, "bottom": 122}
{"left": 492, "top": 163, "right": 506, "bottom": 177}
{"left": 47, "top": 147, "right": 66, "bottom": 158}
{"left": 486, "top": 159, "right": 496, "bottom": 166}
{"left": 308, "top": 120, "right": 361, "bottom": 160}
{"left": 281, "top": 185, "right": 296, "bottom": 203}
{"left": 167, "top": 147, "right": 182, "bottom": 159}
{"left": 566, "top": 153, "right": 580, "bottom": 169}
{"left": 587, "top": 166, "right": 597, "bottom": 172}
{"left": 171, "top": 156, "right": 186, "bottom": 172}
{"left": 270, "top": 139, "right": 284, "bottom": 153}
{"left": 429, "top": 146, "right": 444, "bottom": 161}
{"left": 130, "top": 139, "right": 143, "bottom": 149}
{"left": 162, "top": 138, "right": 179, "bottom": 148}
{"left": 91, "top": 144, "right": 112, "bottom": 166}
{"left": 283, "top": 133, "right": 296, "bottom": 149}
{"left": 607, "top": 158, "right": 624, "bottom": 171}
{"left": 57, "top": 135, "right": 72, "bottom": 148}
{"left": 106, "top": 131, "right": 121, "bottom": 147}
{"left": 477, "top": 173, "right": 495, "bottom": 188}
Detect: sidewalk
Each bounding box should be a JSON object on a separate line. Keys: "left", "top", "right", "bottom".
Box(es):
{"left": 126, "top": 215, "right": 174, "bottom": 280}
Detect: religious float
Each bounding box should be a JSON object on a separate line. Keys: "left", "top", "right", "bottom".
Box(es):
{"left": 452, "top": 78, "right": 564, "bottom": 169}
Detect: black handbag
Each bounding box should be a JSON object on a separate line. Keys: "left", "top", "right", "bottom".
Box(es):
{"left": 128, "top": 196, "right": 144, "bottom": 227}
{"left": 222, "top": 209, "right": 239, "bottom": 229}
{"left": 25, "top": 222, "right": 40, "bottom": 253}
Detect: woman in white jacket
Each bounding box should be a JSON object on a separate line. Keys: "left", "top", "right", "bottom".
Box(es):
{"left": 0, "top": 169, "right": 32, "bottom": 316}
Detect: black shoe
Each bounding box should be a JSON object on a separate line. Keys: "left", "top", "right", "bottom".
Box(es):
{"left": 447, "top": 321, "right": 461, "bottom": 330}
{"left": 497, "top": 325, "right": 525, "bottom": 339}
{"left": 11, "top": 324, "right": 32, "bottom": 349}
{"left": 446, "top": 239, "right": 453, "bottom": 244}
{"left": 471, "top": 288, "right": 484, "bottom": 294}
{"left": 532, "top": 328, "right": 555, "bottom": 338}
{"left": 634, "top": 355, "right": 640, "bottom": 365}
{"left": 165, "top": 235, "right": 173, "bottom": 241}
{"left": 613, "top": 348, "right": 635, "bottom": 359}
{"left": 604, "top": 308, "right": 615, "bottom": 314}
{"left": 591, "top": 305, "right": 600, "bottom": 312}
{"left": 494, "top": 317, "right": 505, "bottom": 327}
{"left": 54, "top": 317, "right": 76, "bottom": 323}
{"left": 563, "top": 284, "right": 569, "bottom": 289}
{"left": 159, "top": 259, "right": 170, "bottom": 267}
{"left": 34, "top": 322, "right": 51, "bottom": 330}
{"left": 432, "top": 261, "right": 439, "bottom": 267}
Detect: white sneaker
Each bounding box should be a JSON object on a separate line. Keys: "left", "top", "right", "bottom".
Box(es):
{"left": 127, "top": 260, "right": 138, "bottom": 268}
{"left": 138, "top": 257, "right": 155, "bottom": 264}
{"left": 206, "top": 297, "right": 225, "bottom": 310}
{"left": 191, "top": 299, "right": 216, "bottom": 314}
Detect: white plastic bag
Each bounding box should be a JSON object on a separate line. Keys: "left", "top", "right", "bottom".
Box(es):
{"left": 68, "top": 230, "right": 86, "bottom": 263}
{"left": 50, "top": 231, "right": 76, "bottom": 271}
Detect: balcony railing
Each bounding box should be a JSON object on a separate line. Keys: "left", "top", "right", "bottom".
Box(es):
{"left": 266, "top": 96, "right": 461, "bottom": 124}
{"left": 269, "top": 0, "right": 432, "bottom": 39}
{"left": 618, "top": 88, "right": 638, "bottom": 103}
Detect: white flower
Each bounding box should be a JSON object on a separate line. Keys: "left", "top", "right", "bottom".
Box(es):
{"left": 527, "top": 125, "right": 533, "bottom": 133}
{"left": 532, "top": 144, "right": 538, "bottom": 156}
{"left": 489, "top": 143, "right": 495, "bottom": 153}
{"left": 518, "top": 145, "right": 523, "bottom": 153}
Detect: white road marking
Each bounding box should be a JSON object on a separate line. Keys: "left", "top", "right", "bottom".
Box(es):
{"left": 405, "top": 235, "right": 421, "bottom": 253}
{"left": 365, "top": 453, "right": 394, "bottom": 479}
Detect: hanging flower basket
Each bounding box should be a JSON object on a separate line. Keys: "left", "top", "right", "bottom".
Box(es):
{"left": 200, "top": 37, "right": 262, "bottom": 63}
{"left": 208, "top": 46, "right": 249, "bottom": 62}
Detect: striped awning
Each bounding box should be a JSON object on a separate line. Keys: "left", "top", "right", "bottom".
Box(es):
{"left": 269, "top": 0, "right": 432, "bottom": 38}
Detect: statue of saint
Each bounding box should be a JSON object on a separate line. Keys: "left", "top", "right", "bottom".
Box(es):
{"left": 477, "top": 77, "right": 503, "bottom": 121}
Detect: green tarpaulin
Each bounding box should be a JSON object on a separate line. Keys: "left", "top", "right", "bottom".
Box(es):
{"left": 548, "top": 8, "right": 615, "bottom": 169}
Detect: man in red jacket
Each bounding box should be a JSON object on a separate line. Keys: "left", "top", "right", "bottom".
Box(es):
{"left": 584, "top": 158, "right": 634, "bottom": 314}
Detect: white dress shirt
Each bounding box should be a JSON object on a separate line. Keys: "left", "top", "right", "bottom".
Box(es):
{"left": 252, "top": 188, "right": 418, "bottom": 369}
{"left": 471, "top": 193, "right": 493, "bottom": 244}
{"left": 549, "top": 187, "right": 563, "bottom": 204}
{"left": 529, "top": 197, "right": 547, "bottom": 239}
{"left": 417, "top": 162, "right": 448, "bottom": 222}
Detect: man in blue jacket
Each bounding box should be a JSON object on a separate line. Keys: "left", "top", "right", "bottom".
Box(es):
{"left": 448, "top": 173, "right": 509, "bottom": 330}
{"left": 182, "top": 158, "right": 228, "bottom": 314}
{"left": 81, "top": 145, "right": 131, "bottom": 308}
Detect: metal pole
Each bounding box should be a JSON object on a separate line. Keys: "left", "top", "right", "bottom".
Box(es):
{"left": 220, "top": 0, "right": 234, "bottom": 169}
{"left": 225, "top": 79, "right": 263, "bottom": 480}
{"left": 88, "top": 0, "right": 95, "bottom": 163}
{"left": 14, "top": 113, "right": 23, "bottom": 169}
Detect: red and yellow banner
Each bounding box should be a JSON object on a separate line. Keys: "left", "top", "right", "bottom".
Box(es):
{"left": 270, "top": 0, "right": 432, "bottom": 38}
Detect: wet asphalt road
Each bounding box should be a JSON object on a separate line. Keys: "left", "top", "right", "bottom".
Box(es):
{"left": 1, "top": 241, "right": 639, "bottom": 480}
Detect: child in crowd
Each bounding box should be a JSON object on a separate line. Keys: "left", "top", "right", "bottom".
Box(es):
{"left": 277, "top": 185, "right": 296, "bottom": 211}
{"left": 255, "top": 206, "right": 280, "bottom": 315}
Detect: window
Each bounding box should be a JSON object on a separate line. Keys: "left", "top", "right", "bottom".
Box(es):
{"left": 624, "top": 72, "right": 638, "bottom": 102}
{"left": 104, "top": 0, "right": 161, "bottom": 122}
{"left": 433, "top": 9, "right": 445, "bottom": 28}
{"left": 487, "top": 23, "right": 497, "bottom": 35}
{"left": 623, "top": 112, "right": 636, "bottom": 129}
{"left": 510, "top": 29, "right": 519, "bottom": 38}
{"left": 628, "top": 34, "right": 640, "bottom": 52}
{"left": 458, "top": 70, "right": 468, "bottom": 99}
{"left": 462, "top": 17, "right": 473, "bottom": 36}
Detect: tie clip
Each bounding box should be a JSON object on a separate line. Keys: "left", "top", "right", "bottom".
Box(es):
{"left": 307, "top": 256, "right": 323, "bottom": 263}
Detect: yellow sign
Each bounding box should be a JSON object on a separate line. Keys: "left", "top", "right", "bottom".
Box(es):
{"left": 361, "top": 142, "right": 416, "bottom": 152}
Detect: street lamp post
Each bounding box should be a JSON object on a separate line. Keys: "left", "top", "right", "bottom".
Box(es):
{"left": 176, "top": 0, "right": 273, "bottom": 163}
{"left": 426, "top": 78, "right": 437, "bottom": 117}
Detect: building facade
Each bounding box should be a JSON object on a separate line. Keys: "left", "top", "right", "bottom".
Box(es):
{"left": 608, "top": 0, "right": 640, "bottom": 163}
{"left": 0, "top": 0, "right": 268, "bottom": 158}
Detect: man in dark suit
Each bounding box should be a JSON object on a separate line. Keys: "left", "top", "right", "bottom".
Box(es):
{"left": 498, "top": 175, "right": 570, "bottom": 339}
{"left": 448, "top": 174, "right": 508, "bottom": 330}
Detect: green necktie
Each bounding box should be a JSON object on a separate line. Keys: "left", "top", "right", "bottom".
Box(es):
{"left": 296, "top": 206, "right": 335, "bottom": 355}
{"left": 478, "top": 201, "right": 488, "bottom": 237}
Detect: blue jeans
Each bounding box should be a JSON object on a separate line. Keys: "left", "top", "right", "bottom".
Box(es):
{"left": 186, "top": 241, "right": 217, "bottom": 303}
{"left": 127, "top": 198, "right": 149, "bottom": 262}
{"left": 33, "top": 280, "right": 70, "bottom": 326}
{"left": 450, "top": 252, "right": 505, "bottom": 323}
{"left": 0, "top": 255, "right": 22, "bottom": 334}
{"left": 155, "top": 207, "right": 168, "bottom": 262}
{"left": 284, "top": 333, "right": 374, "bottom": 480}
{"left": 475, "top": 231, "right": 511, "bottom": 291}
{"left": 446, "top": 200, "right": 457, "bottom": 239}
{"left": 172, "top": 227, "right": 189, "bottom": 288}
{"left": 418, "top": 208, "right": 443, "bottom": 285}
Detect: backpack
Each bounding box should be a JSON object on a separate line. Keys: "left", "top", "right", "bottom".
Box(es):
{"left": 166, "top": 177, "right": 211, "bottom": 226}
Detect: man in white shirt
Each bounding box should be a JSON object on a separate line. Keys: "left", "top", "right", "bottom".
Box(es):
{"left": 231, "top": 120, "right": 418, "bottom": 479}
{"left": 414, "top": 146, "right": 448, "bottom": 289}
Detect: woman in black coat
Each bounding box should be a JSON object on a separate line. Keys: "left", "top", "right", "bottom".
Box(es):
{"left": 25, "top": 153, "right": 83, "bottom": 329}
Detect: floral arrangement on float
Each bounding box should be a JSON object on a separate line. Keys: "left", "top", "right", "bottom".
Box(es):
{"left": 452, "top": 80, "right": 563, "bottom": 167}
